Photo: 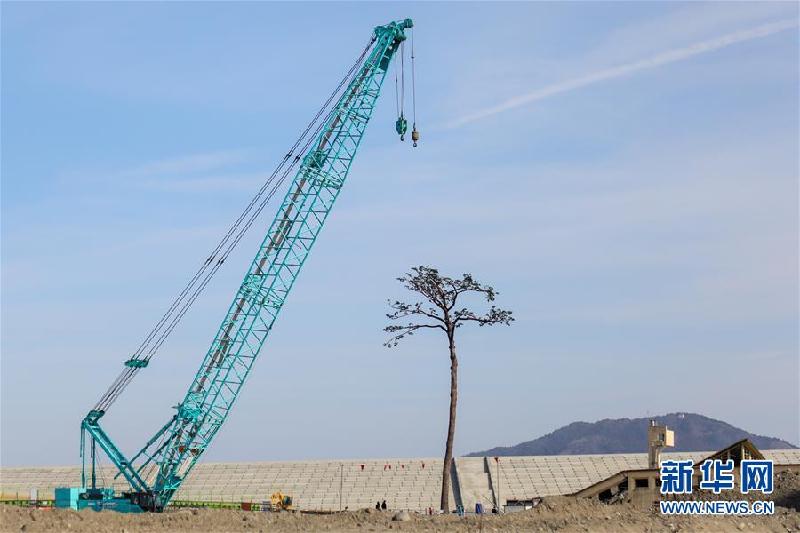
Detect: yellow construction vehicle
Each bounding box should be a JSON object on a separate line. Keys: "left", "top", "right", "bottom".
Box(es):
{"left": 269, "top": 491, "right": 293, "bottom": 511}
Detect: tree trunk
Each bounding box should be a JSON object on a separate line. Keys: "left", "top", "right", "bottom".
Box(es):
{"left": 440, "top": 335, "right": 458, "bottom": 512}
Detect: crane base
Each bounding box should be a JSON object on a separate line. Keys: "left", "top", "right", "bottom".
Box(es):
{"left": 55, "top": 487, "right": 144, "bottom": 513}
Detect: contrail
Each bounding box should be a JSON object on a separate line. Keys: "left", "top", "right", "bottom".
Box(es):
{"left": 447, "top": 18, "right": 798, "bottom": 128}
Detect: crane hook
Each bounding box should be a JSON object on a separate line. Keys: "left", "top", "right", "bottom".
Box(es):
{"left": 395, "top": 114, "right": 407, "bottom": 141}
{"left": 411, "top": 124, "right": 419, "bottom": 147}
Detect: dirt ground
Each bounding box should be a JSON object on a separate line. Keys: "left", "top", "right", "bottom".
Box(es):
{"left": 2, "top": 472, "right": 798, "bottom": 533}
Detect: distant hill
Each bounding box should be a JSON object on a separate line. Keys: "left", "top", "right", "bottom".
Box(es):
{"left": 468, "top": 413, "right": 796, "bottom": 457}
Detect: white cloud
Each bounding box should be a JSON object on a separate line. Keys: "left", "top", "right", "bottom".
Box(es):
{"left": 447, "top": 18, "right": 798, "bottom": 128}
{"left": 118, "top": 149, "right": 251, "bottom": 178}
{"left": 53, "top": 148, "right": 259, "bottom": 192}
{"left": 138, "top": 172, "right": 268, "bottom": 193}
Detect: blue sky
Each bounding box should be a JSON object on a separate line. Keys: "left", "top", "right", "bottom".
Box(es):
{"left": 1, "top": 2, "right": 798, "bottom": 467}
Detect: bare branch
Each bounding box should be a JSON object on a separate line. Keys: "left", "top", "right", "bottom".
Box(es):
{"left": 453, "top": 305, "right": 514, "bottom": 327}
{"left": 383, "top": 322, "right": 446, "bottom": 347}
{"left": 385, "top": 299, "right": 445, "bottom": 324}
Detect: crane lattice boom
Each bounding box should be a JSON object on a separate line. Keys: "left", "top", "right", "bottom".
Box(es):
{"left": 75, "top": 19, "right": 414, "bottom": 512}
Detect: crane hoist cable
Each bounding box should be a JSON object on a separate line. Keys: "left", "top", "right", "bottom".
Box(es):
{"left": 395, "top": 39, "right": 408, "bottom": 140}
{"left": 95, "top": 81, "right": 355, "bottom": 412}
{"left": 411, "top": 29, "right": 419, "bottom": 147}
{"left": 394, "top": 62, "right": 400, "bottom": 119}
{"left": 127, "top": 45, "right": 368, "bottom": 364}
{"left": 92, "top": 36, "right": 377, "bottom": 413}
{"left": 393, "top": 28, "right": 419, "bottom": 146}
{"left": 401, "top": 39, "right": 406, "bottom": 114}
{"left": 131, "top": 37, "right": 373, "bottom": 362}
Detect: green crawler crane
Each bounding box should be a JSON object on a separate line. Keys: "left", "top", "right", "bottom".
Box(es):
{"left": 56, "top": 18, "right": 415, "bottom": 513}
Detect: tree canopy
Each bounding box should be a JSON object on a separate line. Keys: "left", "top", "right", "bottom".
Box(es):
{"left": 384, "top": 266, "right": 514, "bottom": 346}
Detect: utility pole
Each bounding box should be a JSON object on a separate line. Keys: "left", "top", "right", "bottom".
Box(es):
{"left": 494, "top": 457, "right": 501, "bottom": 513}
{"left": 339, "top": 463, "right": 343, "bottom": 511}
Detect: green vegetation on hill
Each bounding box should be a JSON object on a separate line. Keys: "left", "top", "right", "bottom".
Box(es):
{"left": 468, "top": 413, "right": 796, "bottom": 456}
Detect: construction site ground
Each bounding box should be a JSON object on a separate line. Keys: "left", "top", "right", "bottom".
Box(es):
{"left": 0, "top": 499, "right": 796, "bottom": 533}
{"left": 2, "top": 470, "right": 799, "bottom": 533}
